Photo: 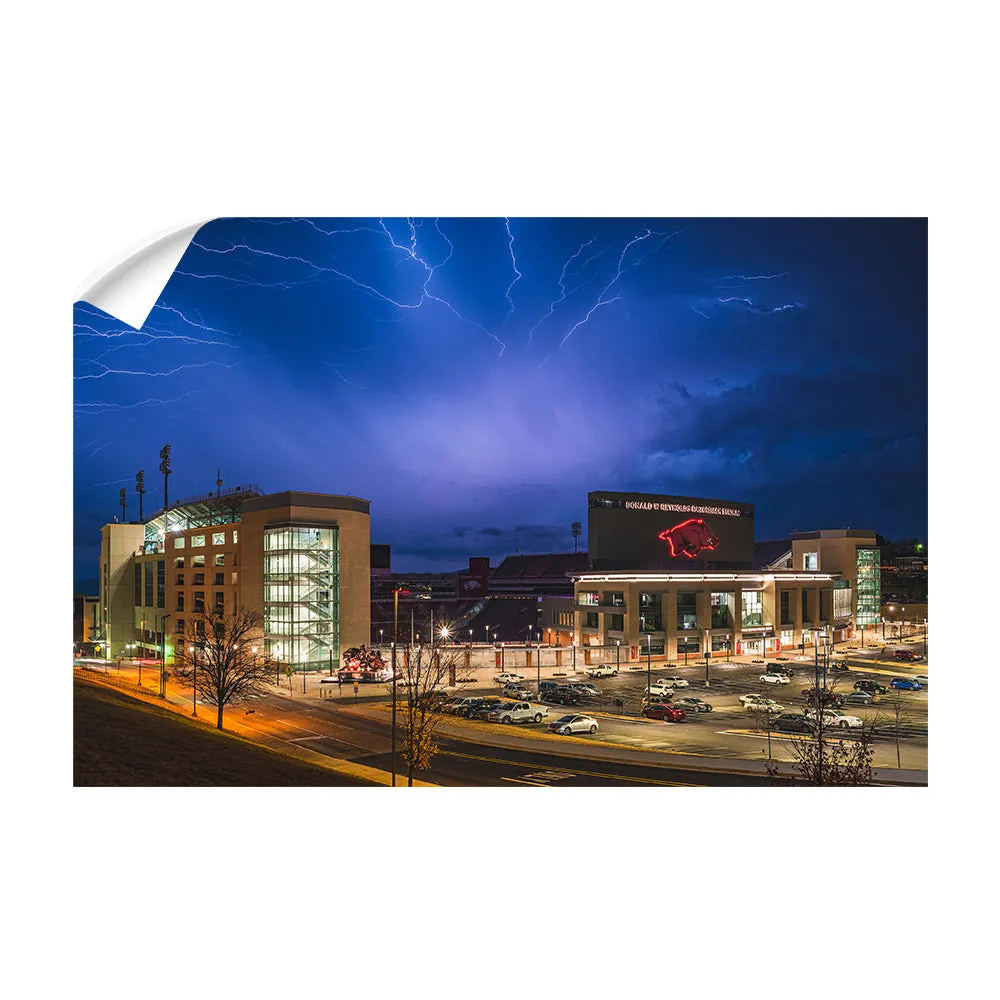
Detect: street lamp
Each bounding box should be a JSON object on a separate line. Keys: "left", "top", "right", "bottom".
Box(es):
{"left": 900, "top": 607, "right": 905, "bottom": 641}
{"left": 646, "top": 633, "right": 652, "bottom": 700}
{"left": 188, "top": 644, "right": 198, "bottom": 717}
{"left": 159, "top": 613, "right": 171, "bottom": 698}
{"left": 615, "top": 639, "right": 621, "bottom": 673}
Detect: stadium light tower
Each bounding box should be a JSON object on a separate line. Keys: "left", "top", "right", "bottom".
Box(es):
{"left": 159, "top": 444, "right": 172, "bottom": 523}
{"left": 136, "top": 469, "right": 146, "bottom": 522}
{"left": 571, "top": 521, "right": 582, "bottom": 553}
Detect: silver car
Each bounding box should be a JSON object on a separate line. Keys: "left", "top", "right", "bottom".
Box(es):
{"left": 549, "top": 714, "right": 599, "bottom": 735}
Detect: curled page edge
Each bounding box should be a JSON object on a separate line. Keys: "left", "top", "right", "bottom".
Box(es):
{"left": 75, "top": 220, "right": 210, "bottom": 329}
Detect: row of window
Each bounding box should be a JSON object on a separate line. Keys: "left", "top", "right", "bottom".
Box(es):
{"left": 175, "top": 592, "right": 228, "bottom": 612}
{"left": 133, "top": 561, "right": 166, "bottom": 609}
{"left": 175, "top": 554, "right": 229, "bottom": 569}
{"left": 173, "top": 530, "right": 238, "bottom": 550}
{"left": 176, "top": 573, "right": 229, "bottom": 586}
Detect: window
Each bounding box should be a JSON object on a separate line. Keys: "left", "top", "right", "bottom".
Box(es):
{"left": 232, "top": 530, "right": 239, "bottom": 544}
{"left": 609, "top": 614, "right": 624, "bottom": 631}
{"left": 194, "top": 592, "right": 205, "bottom": 613}
{"left": 134, "top": 563, "right": 142, "bottom": 606}
{"left": 677, "top": 592, "right": 698, "bottom": 631}
{"left": 191, "top": 535, "right": 206, "bottom": 548}
{"left": 144, "top": 563, "right": 154, "bottom": 607}
{"left": 742, "top": 590, "right": 763, "bottom": 627}
{"left": 557, "top": 610, "right": 573, "bottom": 627}
{"left": 819, "top": 590, "right": 828, "bottom": 621}
{"left": 196, "top": 620, "right": 205, "bottom": 639}
{"left": 677, "top": 637, "right": 700, "bottom": 654}
{"left": 578, "top": 591, "right": 599, "bottom": 607}
{"left": 802, "top": 589, "right": 810, "bottom": 621}
{"left": 711, "top": 634, "right": 730, "bottom": 652}
{"left": 173, "top": 537, "right": 185, "bottom": 549}
{"left": 780, "top": 590, "right": 791, "bottom": 625}
{"left": 212, "top": 532, "right": 225, "bottom": 545}
{"left": 231, "top": 571, "right": 238, "bottom": 586}
{"left": 176, "top": 593, "right": 185, "bottom": 612}
{"left": 174, "top": 557, "right": 184, "bottom": 569}
{"left": 639, "top": 592, "right": 662, "bottom": 632}
{"left": 192, "top": 555, "right": 205, "bottom": 568}
{"left": 855, "top": 547, "right": 881, "bottom": 626}
{"left": 176, "top": 618, "right": 185, "bottom": 633}
{"left": 643, "top": 638, "right": 665, "bottom": 655}
{"left": 193, "top": 573, "right": 205, "bottom": 585}
{"left": 602, "top": 591, "right": 625, "bottom": 607}
{"left": 780, "top": 629, "right": 794, "bottom": 646}
{"left": 585, "top": 612, "right": 598, "bottom": 629}
{"left": 803, "top": 552, "right": 818, "bottom": 571}
{"left": 157, "top": 560, "right": 165, "bottom": 608}
{"left": 711, "top": 592, "right": 733, "bottom": 629}
{"left": 215, "top": 592, "right": 225, "bottom": 611}
{"left": 176, "top": 574, "right": 184, "bottom": 585}
{"left": 214, "top": 573, "right": 224, "bottom": 586}
{"left": 215, "top": 553, "right": 225, "bottom": 566}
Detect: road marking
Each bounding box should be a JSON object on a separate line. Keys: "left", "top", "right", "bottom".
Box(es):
{"left": 502, "top": 777, "right": 549, "bottom": 786}
{"left": 440, "top": 749, "right": 698, "bottom": 786}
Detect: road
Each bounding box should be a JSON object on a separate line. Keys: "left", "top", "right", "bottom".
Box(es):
{"left": 77, "top": 639, "right": 927, "bottom": 784}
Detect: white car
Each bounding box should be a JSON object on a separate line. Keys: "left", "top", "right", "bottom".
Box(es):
{"left": 740, "top": 694, "right": 784, "bottom": 713}
{"left": 646, "top": 680, "right": 676, "bottom": 698}
{"left": 804, "top": 708, "right": 863, "bottom": 729}
{"left": 915, "top": 674, "right": 928, "bottom": 688}
{"left": 503, "top": 684, "right": 534, "bottom": 700}
{"left": 494, "top": 672, "right": 525, "bottom": 685}
{"left": 660, "top": 676, "right": 690, "bottom": 689}
{"left": 549, "top": 713, "right": 599, "bottom": 735}
{"left": 760, "top": 673, "right": 790, "bottom": 685}
{"left": 585, "top": 664, "right": 619, "bottom": 678}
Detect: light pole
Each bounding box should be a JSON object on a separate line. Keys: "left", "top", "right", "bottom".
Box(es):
{"left": 379, "top": 628, "right": 384, "bottom": 652}
{"left": 188, "top": 644, "right": 198, "bottom": 717}
{"left": 646, "top": 633, "right": 652, "bottom": 698}
{"left": 536, "top": 633, "right": 541, "bottom": 692}
{"left": 572, "top": 642, "right": 576, "bottom": 673}
{"left": 923, "top": 618, "right": 927, "bottom": 658}
{"left": 615, "top": 639, "right": 620, "bottom": 673}
{"left": 392, "top": 586, "right": 410, "bottom": 789}
{"left": 861, "top": 623, "right": 866, "bottom": 648}
{"left": 159, "top": 613, "right": 171, "bottom": 698}
{"left": 900, "top": 608, "right": 905, "bottom": 642}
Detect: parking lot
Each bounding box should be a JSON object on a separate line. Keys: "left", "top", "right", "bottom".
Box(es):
{"left": 438, "top": 649, "right": 928, "bottom": 768}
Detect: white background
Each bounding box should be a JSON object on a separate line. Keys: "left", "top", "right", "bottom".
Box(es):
{"left": 2, "top": 2, "right": 992, "bottom": 997}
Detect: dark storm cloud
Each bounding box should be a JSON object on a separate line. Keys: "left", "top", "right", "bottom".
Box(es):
{"left": 73, "top": 218, "right": 927, "bottom": 584}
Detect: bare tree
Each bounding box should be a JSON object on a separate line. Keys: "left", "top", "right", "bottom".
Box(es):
{"left": 386, "top": 642, "right": 469, "bottom": 786}
{"left": 172, "top": 606, "right": 271, "bottom": 730}
{"left": 873, "top": 685, "right": 919, "bottom": 769}
{"left": 745, "top": 703, "right": 780, "bottom": 762}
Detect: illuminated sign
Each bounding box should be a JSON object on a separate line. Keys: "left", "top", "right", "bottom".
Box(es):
{"left": 657, "top": 518, "right": 720, "bottom": 559}
{"left": 625, "top": 501, "right": 744, "bottom": 517}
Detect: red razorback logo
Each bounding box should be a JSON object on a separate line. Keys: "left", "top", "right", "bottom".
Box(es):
{"left": 657, "top": 518, "right": 720, "bottom": 559}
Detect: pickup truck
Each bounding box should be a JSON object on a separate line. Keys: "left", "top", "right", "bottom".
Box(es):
{"left": 488, "top": 701, "right": 549, "bottom": 724}
{"left": 585, "top": 663, "right": 619, "bottom": 678}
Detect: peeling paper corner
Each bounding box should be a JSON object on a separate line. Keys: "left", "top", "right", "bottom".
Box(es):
{"left": 75, "top": 220, "right": 210, "bottom": 329}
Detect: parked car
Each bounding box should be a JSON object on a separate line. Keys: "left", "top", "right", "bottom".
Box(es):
{"left": 550, "top": 686, "right": 584, "bottom": 706}
{"left": 643, "top": 703, "right": 686, "bottom": 722}
{"left": 767, "top": 665, "right": 795, "bottom": 677}
{"left": 854, "top": 679, "right": 888, "bottom": 696}
{"left": 488, "top": 701, "right": 548, "bottom": 724}
{"left": 740, "top": 694, "right": 784, "bottom": 713}
{"left": 914, "top": 674, "right": 929, "bottom": 688}
{"left": 659, "top": 676, "right": 690, "bottom": 689}
{"left": 585, "top": 663, "right": 619, "bottom": 678}
{"left": 494, "top": 672, "right": 525, "bottom": 685}
{"left": 760, "top": 672, "right": 790, "bottom": 685}
{"left": 830, "top": 659, "right": 849, "bottom": 671}
{"left": 568, "top": 682, "right": 601, "bottom": 698}
{"left": 844, "top": 691, "right": 875, "bottom": 706}
{"left": 445, "top": 696, "right": 482, "bottom": 715}
{"left": 503, "top": 685, "right": 534, "bottom": 700}
{"left": 538, "top": 680, "right": 560, "bottom": 695}
{"left": 774, "top": 713, "right": 817, "bottom": 735}
{"left": 804, "top": 708, "right": 864, "bottom": 729}
{"left": 549, "top": 714, "right": 599, "bottom": 735}
{"left": 467, "top": 698, "right": 505, "bottom": 719}
{"left": 890, "top": 677, "right": 922, "bottom": 690}
{"left": 646, "top": 679, "right": 676, "bottom": 698}
{"left": 802, "top": 687, "right": 846, "bottom": 708}
{"left": 671, "top": 697, "right": 713, "bottom": 713}
{"left": 891, "top": 649, "right": 922, "bottom": 662}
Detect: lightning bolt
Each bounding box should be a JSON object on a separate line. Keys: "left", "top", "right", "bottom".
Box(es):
{"left": 535, "top": 228, "right": 680, "bottom": 369}
{"left": 503, "top": 218, "right": 522, "bottom": 327}
{"left": 720, "top": 272, "right": 788, "bottom": 281}
{"left": 691, "top": 306, "right": 711, "bottom": 319}
{"left": 75, "top": 361, "right": 236, "bottom": 380}
{"left": 520, "top": 236, "right": 597, "bottom": 356}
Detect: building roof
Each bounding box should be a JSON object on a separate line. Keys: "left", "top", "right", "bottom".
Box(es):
{"left": 753, "top": 540, "right": 792, "bottom": 570}
{"left": 492, "top": 553, "right": 589, "bottom": 579}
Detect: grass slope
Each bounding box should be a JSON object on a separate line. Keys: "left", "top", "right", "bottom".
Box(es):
{"left": 74, "top": 679, "right": 371, "bottom": 786}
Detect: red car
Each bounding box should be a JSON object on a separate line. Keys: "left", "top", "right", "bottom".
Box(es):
{"left": 642, "top": 703, "right": 686, "bottom": 722}
{"left": 890, "top": 649, "right": 921, "bottom": 662}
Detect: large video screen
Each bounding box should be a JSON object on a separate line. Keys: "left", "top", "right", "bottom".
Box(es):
{"left": 588, "top": 492, "right": 755, "bottom": 570}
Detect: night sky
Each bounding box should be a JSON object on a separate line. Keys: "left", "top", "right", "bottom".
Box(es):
{"left": 73, "top": 217, "right": 927, "bottom": 587}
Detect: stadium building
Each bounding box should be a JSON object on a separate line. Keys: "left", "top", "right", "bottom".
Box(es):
{"left": 568, "top": 492, "right": 880, "bottom": 661}
{"left": 97, "top": 486, "right": 370, "bottom": 668}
